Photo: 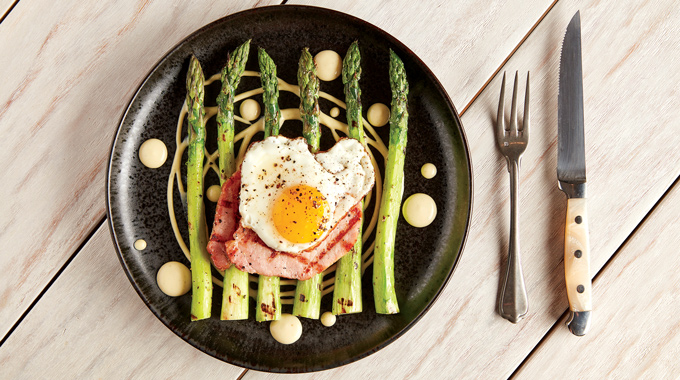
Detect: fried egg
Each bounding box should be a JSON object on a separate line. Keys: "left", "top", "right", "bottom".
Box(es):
{"left": 239, "top": 136, "right": 374, "bottom": 253}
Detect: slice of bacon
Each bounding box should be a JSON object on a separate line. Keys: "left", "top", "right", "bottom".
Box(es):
{"left": 226, "top": 204, "right": 362, "bottom": 280}
{"left": 206, "top": 171, "right": 242, "bottom": 271}
{"left": 206, "top": 169, "right": 362, "bottom": 279}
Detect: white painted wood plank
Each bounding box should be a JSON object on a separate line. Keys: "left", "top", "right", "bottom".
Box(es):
{"left": 0, "top": 0, "right": 15, "bottom": 20}
{"left": 4, "top": 0, "right": 680, "bottom": 377}
{"left": 287, "top": 0, "right": 556, "bottom": 110}
{"left": 515, "top": 181, "right": 680, "bottom": 379}
{"left": 0, "top": 0, "right": 278, "bottom": 339}
{"left": 245, "top": 0, "right": 680, "bottom": 378}
{"left": 0, "top": 0, "right": 554, "bottom": 356}
{"left": 0, "top": 224, "right": 246, "bottom": 379}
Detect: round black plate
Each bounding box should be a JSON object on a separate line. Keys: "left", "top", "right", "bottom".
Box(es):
{"left": 106, "top": 5, "right": 472, "bottom": 373}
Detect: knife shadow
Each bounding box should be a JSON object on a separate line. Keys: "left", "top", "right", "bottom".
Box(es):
{"left": 542, "top": 172, "right": 570, "bottom": 320}
{"left": 537, "top": 58, "right": 570, "bottom": 320}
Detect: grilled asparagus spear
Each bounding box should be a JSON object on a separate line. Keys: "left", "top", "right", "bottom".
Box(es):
{"left": 256, "top": 47, "right": 281, "bottom": 322}
{"left": 373, "top": 50, "right": 408, "bottom": 314}
{"left": 186, "top": 55, "right": 212, "bottom": 321}
{"left": 259, "top": 47, "right": 281, "bottom": 138}
{"left": 298, "top": 48, "right": 321, "bottom": 150}
{"left": 256, "top": 275, "right": 281, "bottom": 321}
{"left": 217, "top": 40, "right": 250, "bottom": 182}
{"left": 333, "top": 41, "right": 364, "bottom": 315}
{"left": 217, "top": 40, "right": 250, "bottom": 320}
{"left": 293, "top": 48, "right": 323, "bottom": 319}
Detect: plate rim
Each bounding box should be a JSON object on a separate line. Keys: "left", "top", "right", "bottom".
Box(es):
{"left": 105, "top": 4, "right": 474, "bottom": 373}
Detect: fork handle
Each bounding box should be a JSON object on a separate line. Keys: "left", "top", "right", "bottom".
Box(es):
{"left": 499, "top": 160, "right": 529, "bottom": 323}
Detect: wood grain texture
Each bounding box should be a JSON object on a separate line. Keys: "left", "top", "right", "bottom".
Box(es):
{"left": 2, "top": 0, "right": 680, "bottom": 378}
{"left": 515, "top": 180, "right": 680, "bottom": 379}
{"left": 0, "top": 0, "right": 16, "bottom": 21}
{"left": 0, "top": 0, "right": 555, "bottom": 359}
{"left": 0, "top": 0, "right": 278, "bottom": 339}
{"left": 287, "top": 0, "right": 555, "bottom": 110}
{"left": 0, "top": 224, "right": 245, "bottom": 379}
{"left": 245, "top": 0, "right": 680, "bottom": 378}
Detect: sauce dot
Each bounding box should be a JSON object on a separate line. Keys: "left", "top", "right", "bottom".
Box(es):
{"left": 239, "top": 99, "right": 261, "bottom": 121}
{"left": 421, "top": 163, "right": 437, "bottom": 179}
{"left": 156, "top": 261, "right": 191, "bottom": 297}
{"left": 402, "top": 193, "right": 437, "bottom": 228}
{"left": 139, "top": 139, "right": 168, "bottom": 168}
{"left": 367, "top": 103, "right": 390, "bottom": 127}
{"left": 321, "top": 312, "right": 336, "bottom": 327}
{"left": 314, "top": 50, "right": 342, "bottom": 81}
{"left": 330, "top": 107, "right": 340, "bottom": 118}
{"left": 270, "top": 314, "right": 303, "bottom": 344}
{"left": 133, "top": 239, "right": 147, "bottom": 251}
{"left": 206, "top": 184, "right": 222, "bottom": 202}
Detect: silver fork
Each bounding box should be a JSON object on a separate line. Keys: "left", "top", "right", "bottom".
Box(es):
{"left": 496, "top": 71, "right": 530, "bottom": 323}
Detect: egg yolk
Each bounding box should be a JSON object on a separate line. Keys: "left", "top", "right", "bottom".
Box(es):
{"left": 273, "top": 185, "right": 329, "bottom": 244}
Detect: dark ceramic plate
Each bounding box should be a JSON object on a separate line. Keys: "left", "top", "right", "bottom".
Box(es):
{"left": 106, "top": 5, "right": 472, "bottom": 373}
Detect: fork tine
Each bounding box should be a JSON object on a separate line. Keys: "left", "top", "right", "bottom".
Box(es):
{"left": 510, "top": 71, "right": 519, "bottom": 133}
{"left": 497, "top": 72, "right": 506, "bottom": 134}
{"left": 522, "top": 71, "right": 530, "bottom": 133}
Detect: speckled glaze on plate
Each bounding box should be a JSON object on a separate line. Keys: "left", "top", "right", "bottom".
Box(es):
{"left": 106, "top": 5, "right": 472, "bottom": 373}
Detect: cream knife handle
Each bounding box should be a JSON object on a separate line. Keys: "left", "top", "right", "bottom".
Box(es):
{"left": 564, "top": 197, "right": 592, "bottom": 335}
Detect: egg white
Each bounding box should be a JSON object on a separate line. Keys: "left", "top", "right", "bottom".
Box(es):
{"left": 239, "top": 136, "right": 374, "bottom": 253}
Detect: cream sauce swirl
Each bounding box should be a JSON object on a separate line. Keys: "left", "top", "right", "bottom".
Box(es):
{"left": 168, "top": 66, "right": 390, "bottom": 303}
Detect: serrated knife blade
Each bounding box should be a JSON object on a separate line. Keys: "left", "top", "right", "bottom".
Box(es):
{"left": 558, "top": 11, "right": 592, "bottom": 337}
{"left": 558, "top": 12, "right": 586, "bottom": 184}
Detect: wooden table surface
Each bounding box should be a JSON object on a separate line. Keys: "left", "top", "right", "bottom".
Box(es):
{"left": 2, "top": 0, "right": 679, "bottom": 378}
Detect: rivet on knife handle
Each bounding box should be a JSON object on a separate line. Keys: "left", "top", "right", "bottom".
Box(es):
{"left": 564, "top": 197, "right": 592, "bottom": 336}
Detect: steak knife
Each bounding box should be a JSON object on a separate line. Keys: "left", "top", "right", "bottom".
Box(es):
{"left": 558, "top": 11, "right": 592, "bottom": 336}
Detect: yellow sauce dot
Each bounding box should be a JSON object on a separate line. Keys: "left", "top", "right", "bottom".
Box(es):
{"left": 402, "top": 193, "right": 437, "bottom": 228}
{"left": 139, "top": 139, "right": 168, "bottom": 168}
{"left": 206, "top": 184, "right": 222, "bottom": 203}
{"left": 421, "top": 163, "right": 437, "bottom": 179}
{"left": 239, "top": 99, "right": 261, "bottom": 121}
{"left": 321, "top": 311, "right": 336, "bottom": 327}
{"left": 133, "top": 239, "right": 147, "bottom": 251}
{"left": 314, "top": 50, "right": 342, "bottom": 81}
{"left": 330, "top": 107, "right": 340, "bottom": 118}
{"left": 367, "top": 103, "right": 390, "bottom": 127}
{"left": 270, "top": 314, "right": 303, "bottom": 344}
{"left": 156, "top": 261, "right": 191, "bottom": 297}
